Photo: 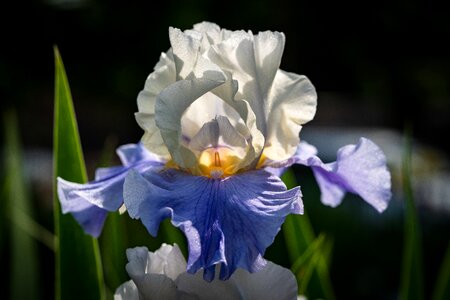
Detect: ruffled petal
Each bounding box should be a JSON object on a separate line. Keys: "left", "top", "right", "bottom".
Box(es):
{"left": 263, "top": 70, "right": 317, "bottom": 161}
{"left": 176, "top": 261, "right": 297, "bottom": 300}
{"left": 124, "top": 246, "right": 179, "bottom": 300}
{"left": 124, "top": 168, "right": 302, "bottom": 280}
{"left": 147, "top": 244, "right": 187, "bottom": 281}
{"left": 206, "top": 30, "right": 285, "bottom": 134}
{"left": 57, "top": 144, "right": 164, "bottom": 237}
{"left": 136, "top": 51, "right": 176, "bottom": 159}
{"left": 155, "top": 77, "right": 226, "bottom": 169}
{"left": 169, "top": 27, "right": 224, "bottom": 81}
{"left": 270, "top": 138, "right": 391, "bottom": 212}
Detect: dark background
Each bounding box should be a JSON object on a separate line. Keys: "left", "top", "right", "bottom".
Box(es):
{"left": 1, "top": 0, "right": 450, "bottom": 153}
{"left": 1, "top": 0, "right": 449, "bottom": 299}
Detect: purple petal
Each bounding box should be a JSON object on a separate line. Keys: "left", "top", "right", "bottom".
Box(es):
{"left": 57, "top": 143, "right": 164, "bottom": 237}
{"left": 273, "top": 138, "right": 391, "bottom": 212}
{"left": 124, "top": 168, "right": 302, "bottom": 280}
{"left": 117, "top": 143, "right": 164, "bottom": 167}
{"left": 70, "top": 205, "right": 108, "bottom": 238}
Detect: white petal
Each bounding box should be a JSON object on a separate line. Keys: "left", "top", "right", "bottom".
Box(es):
{"left": 137, "top": 51, "right": 176, "bottom": 114}
{"left": 155, "top": 77, "right": 226, "bottom": 168}
{"left": 135, "top": 113, "right": 170, "bottom": 158}
{"left": 163, "top": 244, "right": 186, "bottom": 280}
{"left": 169, "top": 27, "right": 201, "bottom": 79}
{"left": 181, "top": 91, "right": 240, "bottom": 139}
{"left": 176, "top": 269, "right": 243, "bottom": 300}
{"left": 177, "top": 262, "right": 297, "bottom": 300}
{"left": 125, "top": 247, "right": 150, "bottom": 277}
{"left": 263, "top": 70, "right": 317, "bottom": 161}
{"left": 124, "top": 245, "right": 182, "bottom": 300}
{"left": 188, "top": 119, "right": 220, "bottom": 151}
{"left": 134, "top": 274, "right": 178, "bottom": 300}
{"left": 253, "top": 31, "right": 286, "bottom": 106}
{"left": 216, "top": 116, "right": 248, "bottom": 154}
{"left": 188, "top": 116, "right": 248, "bottom": 159}
{"left": 211, "top": 74, "right": 265, "bottom": 168}
{"left": 193, "top": 21, "right": 222, "bottom": 50}
{"left": 136, "top": 51, "right": 175, "bottom": 158}
{"left": 206, "top": 30, "right": 285, "bottom": 135}
{"left": 169, "top": 27, "right": 223, "bottom": 81}
{"left": 114, "top": 280, "right": 139, "bottom": 300}
{"left": 231, "top": 261, "right": 298, "bottom": 300}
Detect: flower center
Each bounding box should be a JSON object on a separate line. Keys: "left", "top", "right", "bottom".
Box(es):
{"left": 198, "top": 147, "right": 241, "bottom": 179}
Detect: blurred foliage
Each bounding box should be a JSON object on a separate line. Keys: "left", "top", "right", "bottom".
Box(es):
{"left": 1, "top": 0, "right": 449, "bottom": 153}
{"left": 400, "top": 128, "right": 424, "bottom": 300}
{"left": 3, "top": 110, "right": 40, "bottom": 300}
{"left": 432, "top": 241, "right": 450, "bottom": 300}
{"left": 0, "top": 1, "right": 449, "bottom": 299}
{"left": 53, "top": 47, "right": 105, "bottom": 300}
{"left": 282, "top": 169, "right": 335, "bottom": 299}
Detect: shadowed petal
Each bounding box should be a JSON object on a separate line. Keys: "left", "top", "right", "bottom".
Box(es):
{"left": 114, "top": 280, "right": 139, "bottom": 300}
{"left": 124, "top": 168, "right": 302, "bottom": 280}
{"left": 176, "top": 261, "right": 297, "bottom": 300}
{"left": 269, "top": 138, "right": 391, "bottom": 212}
{"left": 57, "top": 143, "right": 164, "bottom": 237}
{"left": 155, "top": 77, "right": 226, "bottom": 169}
{"left": 70, "top": 204, "right": 108, "bottom": 238}
{"left": 124, "top": 246, "right": 181, "bottom": 300}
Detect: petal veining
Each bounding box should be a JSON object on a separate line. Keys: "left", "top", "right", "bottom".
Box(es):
{"left": 57, "top": 143, "right": 164, "bottom": 236}
{"left": 124, "top": 168, "right": 302, "bottom": 280}
{"left": 269, "top": 138, "right": 392, "bottom": 212}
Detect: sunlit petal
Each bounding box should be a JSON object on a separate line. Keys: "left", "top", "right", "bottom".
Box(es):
{"left": 136, "top": 51, "right": 176, "bottom": 159}
{"left": 57, "top": 144, "right": 163, "bottom": 236}
{"left": 124, "top": 168, "right": 302, "bottom": 280}
{"left": 263, "top": 70, "right": 317, "bottom": 161}
{"left": 271, "top": 138, "right": 391, "bottom": 212}
{"left": 114, "top": 280, "right": 139, "bottom": 300}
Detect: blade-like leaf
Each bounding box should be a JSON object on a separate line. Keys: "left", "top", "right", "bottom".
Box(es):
{"left": 432, "top": 241, "right": 450, "bottom": 300}
{"left": 400, "top": 128, "right": 424, "bottom": 300}
{"left": 4, "top": 110, "right": 40, "bottom": 299}
{"left": 282, "top": 168, "right": 335, "bottom": 300}
{"left": 53, "top": 47, "right": 105, "bottom": 300}
{"left": 100, "top": 212, "right": 127, "bottom": 294}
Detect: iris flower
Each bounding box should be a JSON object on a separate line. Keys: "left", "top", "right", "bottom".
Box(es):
{"left": 57, "top": 22, "right": 391, "bottom": 280}
{"left": 114, "top": 243, "right": 298, "bottom": 300}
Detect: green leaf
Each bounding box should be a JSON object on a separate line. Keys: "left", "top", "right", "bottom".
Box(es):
{"left": 4, "top": 110, "right": 40, "bottom": 299}
{"left": 281, "top": 168, "right": 335, "bottom": 300}
{"left": 400, "top": 128, "right": 424, "bottom": 300}
{"left": 432, "top": 241, "right": 450, "bottom": 300}
{"left": 100, "top": 212, "right": 128, "bottom": 294}
{"left": 53, "top": 46, "right": 106, "bottom": 300}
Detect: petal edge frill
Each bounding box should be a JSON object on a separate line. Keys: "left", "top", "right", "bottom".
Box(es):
{"left": 57, "top": 143, "right": 164, "bottom": 237}
{"left": 269, "top": 138, "right": 391, "bottom": 212}
{"left": 124, "top": 169, "right": 302, "bottom": 280}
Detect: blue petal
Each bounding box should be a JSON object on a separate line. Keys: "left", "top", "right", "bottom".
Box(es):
{"left": 116, "top": 143, "right": 164, "bottom": 167}
{"left": 57, "top": 143, "right": 164, "bottom": 237}
{"left": 124, "top": 168, "right": 302, "bottom": 280}
{"left": 270, "top": 138, "right": 391, "bottom": 212}
{"left": 71, "top": 205, "right": 108, "bottom": 238}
